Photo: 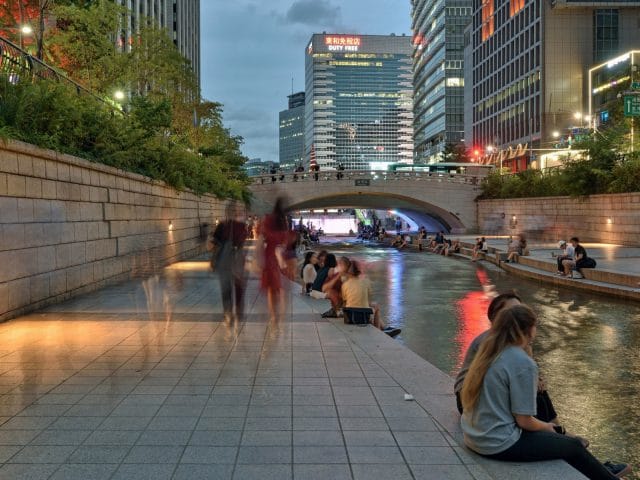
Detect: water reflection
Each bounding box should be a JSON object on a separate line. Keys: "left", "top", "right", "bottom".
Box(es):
{"left": 328, "top": 243, "right": 640, "bottom": 476}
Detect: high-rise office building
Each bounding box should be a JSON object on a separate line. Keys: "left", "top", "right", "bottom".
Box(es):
{"left": 305, "top": 33, "right": 414, "bottom": 170}
{"left": 412, "top": 0, "right": 472, "bottom": 163}
{"left": 118, "top": 0, "right": 200, "bottom": 86}
{"left": 279, "top": 92, "right": 305, "bottom": 172}
{"left": 468, "top": 0, "right": 640, "bottom": 171}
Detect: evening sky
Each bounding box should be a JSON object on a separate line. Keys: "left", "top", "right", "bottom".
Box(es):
{"left": 201, "top": 0, "right": 411, "bottom": 162}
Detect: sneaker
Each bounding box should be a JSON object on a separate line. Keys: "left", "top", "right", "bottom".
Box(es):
{"left": 574, "top": 272, "right": 585, "bottom": 279}
{"left": 321, "top": 309, "right": 336, "bottom": 318}
{"left": 383, "top": 327, "right": 402, "bottom": 338}
{"left": 604, "top": 461, "right": 632, "bottom": 478}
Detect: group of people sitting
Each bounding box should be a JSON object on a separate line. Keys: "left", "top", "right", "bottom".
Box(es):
{"left": 554, "top": 237, "right": 597, "bottom": 279}
{"left": 455, "top": 292, "right": 631, "bottom": 479}
{"left": 393, "top": 227, "right": 461, "bottom": 256}
{"left": 471, "top": 236, "right": 489, "bottom": 261}
{"left": 300, "top": 250, "right": 401, "bottom": 337}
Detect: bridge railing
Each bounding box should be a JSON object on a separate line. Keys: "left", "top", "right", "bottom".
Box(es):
{"left": 251, "top": 170, "right": 481, "bottom": 186}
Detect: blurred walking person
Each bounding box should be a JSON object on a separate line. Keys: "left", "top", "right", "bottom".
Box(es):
{"left": 259, "top": 197, "right": 289, "bottom": 322}
{"left": 211, "top": 203, "right": 248, "bottom": 322}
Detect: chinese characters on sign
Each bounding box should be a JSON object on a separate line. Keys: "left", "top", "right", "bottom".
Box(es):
{"left": 324, "top": 36, "right": 361, "bottom": 52}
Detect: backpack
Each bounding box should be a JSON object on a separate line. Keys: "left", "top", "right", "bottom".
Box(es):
{"left": 576, "top": 257, "right": 597, "bottom": 269}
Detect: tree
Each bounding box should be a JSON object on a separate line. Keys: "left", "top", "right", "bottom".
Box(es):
{"left": 441, "top": 142, "right": 471, "bottom": 163}
{"left": 47, "top": 0, "right": 126, "bottom": 92}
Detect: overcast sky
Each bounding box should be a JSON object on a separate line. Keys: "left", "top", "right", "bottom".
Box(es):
{"left": 201, "top": 0, "right": 411, "bottom": 162}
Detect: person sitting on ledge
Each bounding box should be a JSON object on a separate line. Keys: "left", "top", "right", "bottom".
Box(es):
{"left": 340, "top": 258, "right": 401, "bottom": 337}
{"left": 553, "top": 240, "right": 574, "bottom": 275}
{"left": 320, "top": 256, "right": 349, "bottom": 318}
{"left": 445, "top": 239, "right": 461, "bottom": 256}
{"left": 456, "top": 294, "right": 549, "bottom": 418}
{"left": 562, "top": 237, "right": 596, "bottom": 279}
{"left": 460, "top": 304, "right": 632, "bottom": 479}
{"left": 505, "top": 234, "right": 526, "bottom": 263}
{"left": 455, "top": 292, "right": 589, "bottom": 447}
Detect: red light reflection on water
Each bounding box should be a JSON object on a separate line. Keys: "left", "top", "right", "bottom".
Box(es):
{"left": 454, "top": 269, "right": 493, "bottom": 370}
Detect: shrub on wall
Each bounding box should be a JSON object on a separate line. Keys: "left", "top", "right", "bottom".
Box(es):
{"left": 0, "top": 79, "right": 249, "bottom": 200}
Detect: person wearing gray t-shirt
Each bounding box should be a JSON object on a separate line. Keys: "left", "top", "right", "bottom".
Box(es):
{"left": 461, "top": 345, "right": 537, "bottom": 455}
{"left": 460, "top": 305, "right": 631, "bottom": 479}
{"left": 454, "top": 293, "right": 559, "bottom": 426}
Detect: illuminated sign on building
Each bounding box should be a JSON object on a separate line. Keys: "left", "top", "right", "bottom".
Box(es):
{"left": 324, "top": 35, "right": 361, "bottom": 52}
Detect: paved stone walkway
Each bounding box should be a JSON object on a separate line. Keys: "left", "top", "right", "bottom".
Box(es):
{"left": 0, "top": 259, "right": 583, "bottom": 480}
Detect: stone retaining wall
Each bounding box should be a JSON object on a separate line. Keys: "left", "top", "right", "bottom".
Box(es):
{"left": 0, "top": 140, "right": 229, "bottom": 321}
{"left": 477, "top": 193, "right": 640, "bottom": 245}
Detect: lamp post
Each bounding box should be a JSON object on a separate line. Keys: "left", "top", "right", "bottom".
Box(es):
{"left": 4, "top": 25, "right": 33, "bottom": 50}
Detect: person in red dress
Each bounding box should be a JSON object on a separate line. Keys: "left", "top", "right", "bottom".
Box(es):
{"left": 259, "top": 198, "right": 289, "bottom": 322}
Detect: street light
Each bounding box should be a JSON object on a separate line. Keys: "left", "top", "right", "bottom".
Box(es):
{"left": 114, "top": 90, "right": 126, "bottom": 101}
{"left": 20, "top": 25, "right": 33, "bottom": 35}
{"left": 552, "top": 131, "right": 560, "bottom": 138}
{"left": 574, "top": 112, "right": 582, "bottom": 120}
{"left": 486, "top": 145, "right": 494, "bottom": 153}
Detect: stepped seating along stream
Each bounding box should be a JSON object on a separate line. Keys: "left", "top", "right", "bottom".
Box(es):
{"left": 452, "top": 241, "right": 640, "bottom": 302}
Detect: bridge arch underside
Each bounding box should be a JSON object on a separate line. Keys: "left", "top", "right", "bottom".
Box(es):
{"left": 287, "top": 193, "right": 465, "bottom": 233}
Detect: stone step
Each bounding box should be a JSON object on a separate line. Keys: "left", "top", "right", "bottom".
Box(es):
{"left": 502, "top": 262, "right": 640, "bottom": 301}
{"left": 515, "top": 255, "right": 640, "bottom": 288}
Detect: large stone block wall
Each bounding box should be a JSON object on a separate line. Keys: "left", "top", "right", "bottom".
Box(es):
{"left": 0, "top": 141, "right": 229, "bottom": 321}
{"left": 477, "top": 193, "right": 640, "bottom": 245}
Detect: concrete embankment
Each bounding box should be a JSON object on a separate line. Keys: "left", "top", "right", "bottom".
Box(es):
{"left": 0, "top": 140, "right": 232, "bottom": 321}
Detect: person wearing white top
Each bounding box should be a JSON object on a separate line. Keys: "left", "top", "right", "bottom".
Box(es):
{"left": 554, "top": 240, "right": 575, "bottom": 275}
{"left": 301, "top": 251, "right": 318, "bottom": 294}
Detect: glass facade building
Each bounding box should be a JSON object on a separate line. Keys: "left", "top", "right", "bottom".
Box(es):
{"left": 279, "top": 92, "right": 305, "bottom": 172}
{"left": 304, "top": 34, "right": 414, "bottom": 171}
{"left": 117, "top": 0, "right": 200, "bottom": 86}
{"left": 468, "top": 0, "right": 640, "bottom": 171}
{"left": 412, "top": 0, "right": 472, "bottom": 163}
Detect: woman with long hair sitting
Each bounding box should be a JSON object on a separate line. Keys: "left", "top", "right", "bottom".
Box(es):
{"left": 460, "top": 305, "right": 631, "bottom": 479}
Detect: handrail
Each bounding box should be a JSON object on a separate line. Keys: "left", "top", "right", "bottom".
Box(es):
{"left": 251, "top": 170, "right": 482, "bottom": 186}
{"left": 0, "top": 35, "right": 121, "bottom": 112}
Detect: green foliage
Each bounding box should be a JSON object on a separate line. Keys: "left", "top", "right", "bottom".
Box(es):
{"left": 441, "top": 142, "right": 471, "bottom": 163}
{"left": 0, "top": 78, "right": 249, "bottom": 199}
{"left": 608, "top": 154, "right": 640, "bottom": 194}
{"left": 0, "top": 0, "right": 248, "bottom": 200}
{"left": 479, "top": 125, "right": 639, "bottom": 199}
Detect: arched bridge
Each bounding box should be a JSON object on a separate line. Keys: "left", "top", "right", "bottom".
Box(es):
{"left": 249, "top": 170, "right": 481, "bottom": 233}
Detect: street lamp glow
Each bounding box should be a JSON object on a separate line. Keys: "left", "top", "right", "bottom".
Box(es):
{"left": 114, "top": 90, "right": 125, "bottom": 101}
{"left": 20, "top": 25, "right": 33, "bottom": 35}
{"left": 574, "top": 112, "right": 582, "bottom": 120}
{"left": 486, "top": 145, "right": 494, "bottom": 153}
{"left": 552, "top": 130, "right": 560, "bottom": 138}
{"left": 584, "top": 115, "right": 591, "bottom": 122}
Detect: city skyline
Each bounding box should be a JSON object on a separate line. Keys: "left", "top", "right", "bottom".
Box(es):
{"left": 201, "top": 0, "right": 410, "bottom": 163}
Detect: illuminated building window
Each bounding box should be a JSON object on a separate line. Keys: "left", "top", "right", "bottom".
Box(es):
{"left": 481, "top": 0, "right": 495, "bottom": 41}
{"left": 446, "top": 77, "right": 464, "bottom": 87}
{"left": 510, "top": 0, "right": 525, "bottom": 17}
